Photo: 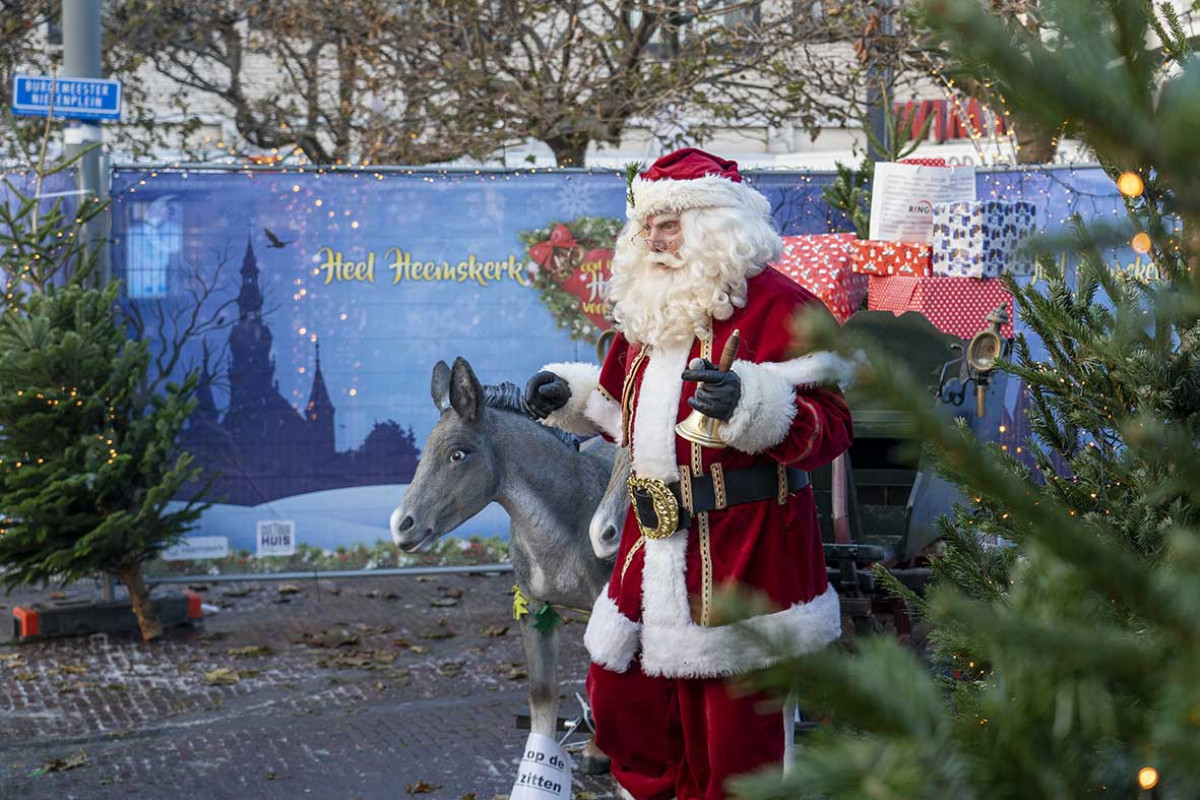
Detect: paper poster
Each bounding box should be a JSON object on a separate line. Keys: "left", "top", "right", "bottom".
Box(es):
{"left": 511, "top": 732, "right": 572, "bottom": 800}
{"left": 868, "top": 162, "right": 976, "bottom": 243}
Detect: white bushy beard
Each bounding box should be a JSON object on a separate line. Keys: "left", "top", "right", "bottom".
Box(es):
{"left": 606, "top": 207, "right": 778, "bottom": 349}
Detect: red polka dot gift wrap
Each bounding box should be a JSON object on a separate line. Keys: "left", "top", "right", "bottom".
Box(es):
{"left": 775, "top": 233, "right": 868, "bottom": 323}
{"left": 866, "top": 275, "right": 1014, "bottom": 340}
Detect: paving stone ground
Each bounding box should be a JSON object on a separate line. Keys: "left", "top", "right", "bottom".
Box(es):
{"left": 0, "top": 572, "right": 618, "bottom": 800}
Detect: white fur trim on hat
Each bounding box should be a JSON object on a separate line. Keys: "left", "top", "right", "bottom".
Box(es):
{"left": 537, "top": 362, "right": 601, "bottom": 436}
{"left": 627, "top": 174, "right": 771, "bottom": 221}
{"left": 721, "top": 351, "right": 864, "bottom": 454}
{"left": 584, "top": 591, "right": 640, "bottom": 672}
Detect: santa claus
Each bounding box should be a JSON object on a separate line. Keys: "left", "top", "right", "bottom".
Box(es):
{"left": 524, "top": 148, "right": 855, "bottom": 800}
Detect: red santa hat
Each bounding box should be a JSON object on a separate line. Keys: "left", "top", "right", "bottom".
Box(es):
{"left": 627, "top": 147, "right": 771, "bottom": 222}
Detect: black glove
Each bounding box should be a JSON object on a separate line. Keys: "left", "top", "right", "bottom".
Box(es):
{"left": 524, "top": 371, "right": 571, "bottom": 419}
{"left": 682, "top": 358, "right": 742, "bottom": 422}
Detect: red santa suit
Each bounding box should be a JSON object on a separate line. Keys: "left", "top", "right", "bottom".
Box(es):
{"left": 537, "top": 149, "right": 855, "bottom": 800}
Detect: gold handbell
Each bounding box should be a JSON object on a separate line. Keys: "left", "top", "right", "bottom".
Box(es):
{"left": 676, "top": 330, "right": 740, "bottom": 449}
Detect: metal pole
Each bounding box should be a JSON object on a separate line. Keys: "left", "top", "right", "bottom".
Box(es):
{"left": 865, "top": 0, "right": 895, "bottom": 162}
{"left": 146, "top": 562, "right": 514, "bottom": 585}
{"left": 62, "top": 0, "right": 109, "bottom": 285}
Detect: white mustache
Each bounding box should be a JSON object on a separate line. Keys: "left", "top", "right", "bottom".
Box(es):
{"left": 644, "top": 250, "right": 685, "bottom": 269}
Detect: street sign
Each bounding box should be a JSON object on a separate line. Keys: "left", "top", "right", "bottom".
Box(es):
{"left": 11, "top": 74, "right": 122, "bottom": 121}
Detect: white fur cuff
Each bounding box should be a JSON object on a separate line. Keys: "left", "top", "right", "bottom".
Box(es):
{"left": 722, "top": 359, "right": 798, "bottom": 454}
{"left": 584, "top": 391, "right": 622, "bottom": 441}
{"left": 538, "top": 362, "right": 601, "bottom": 436}
{"left": 584, "top": 593, "right": 641, "bottom": 673}
{"left": 721, "top": 351, "right": 864, "bottom": 454}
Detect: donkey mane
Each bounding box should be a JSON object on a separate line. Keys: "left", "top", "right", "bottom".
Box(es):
{"left": 481, "top": 381, "right": 580, "bottom": 451}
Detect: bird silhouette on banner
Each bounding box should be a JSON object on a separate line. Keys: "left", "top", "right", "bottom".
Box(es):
{"left": 263, "top": 228, "right": 294, "bottom": 249}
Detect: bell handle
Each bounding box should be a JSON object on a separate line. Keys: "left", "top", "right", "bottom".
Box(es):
{"left": 717, "top": 329, "right": 741, "bottom": 372}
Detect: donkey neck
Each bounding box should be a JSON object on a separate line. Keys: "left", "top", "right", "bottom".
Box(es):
{"left": 488, "top": 410, "right": 588, "bottom": 540}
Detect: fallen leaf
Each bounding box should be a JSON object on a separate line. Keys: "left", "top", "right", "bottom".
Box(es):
{"left": 43, "top": 751, "right": 87, "bottom": 772}
{"left": 204, "top": 668, "right": 240, "bottom": 686}
{"left": 221, "top": 587, "right": 254, "bottom": 598}
{"left": 391, "top": 638, "right": 412, "bottom": 648}
{"left": 409, "top": 645, "right": 429, "bottom": 655}
{"left": 48, "top": 665, "right": 87, "bottom": 676}
{"left": 440, "top": 586, "right": 464, "bottom": 599}
{"left": 481, "top": 624, "right": 509, "bottom": 637}
{"left": 227, "top": 645, "right": 274, "bottom": 658}
{"left": 420, "top": 626, "right": 455, "bottom": 640}
{"left": 293, "top": 628, "right": 360, "bottom": 648}
{"left": 461, "top": 794, "right": 479, "bottom": 800}
{"left": 61, "top": 681, "right": 98, "bottom": 692}
{"left": 503, "top": 665, "right": 528, "bottom": 681}
{"left": 575, "top": 792, "right": 598, "bottom": 800}
{"left": 13, "top": 672, "right": 36, "bottom": 681}
{"left": 406, "top": 780, "right": 440, "bottom": 794}
{"left": 436, "top": 660, "right": 465, "bottom": 678}
{"left": 277, "top": 584, "right": 303, "bottom": 595}
{"left": 266, "top": 771, "right": 278, "bottom": 780}
{"left": 0, "top": 653, "right": 25, "bottom": 665}
{"left": 430, "top": 598, "right": 459, "bottom": 608}
{"left": 415, "top": 576, "right": 436, "bottom": 583}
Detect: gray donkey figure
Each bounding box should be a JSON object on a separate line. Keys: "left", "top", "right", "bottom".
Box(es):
{"left": 390, "top": 357, "right": 616, "bottom": 771}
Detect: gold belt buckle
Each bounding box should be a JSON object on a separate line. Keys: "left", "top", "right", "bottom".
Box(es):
{"left": 628, "top": 475, "right": 679, "bottom": 540}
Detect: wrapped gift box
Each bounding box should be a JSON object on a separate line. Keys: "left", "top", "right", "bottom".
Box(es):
{"left": 931, "top": 200, "right": 1037, "bottom": 278}
{"left": 848, "top": 240, "right": 933, "bottom": 277}
{"left": 867, "top": 275, "right": 1013, "bottom": 340}
{"left": 776, "top": 233, "right": 868, "bottom": 323}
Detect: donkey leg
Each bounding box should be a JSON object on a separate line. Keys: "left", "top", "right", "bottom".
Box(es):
{"left": 578, "top": 734, "right": 612, "bottom": 775}
{"left": 519, "top": 616, "right": 559, "bottom": 737}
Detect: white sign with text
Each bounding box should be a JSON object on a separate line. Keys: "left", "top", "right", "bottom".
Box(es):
{"left": 256, "top": 520, "right": 297, "bottom": 557}
{"left": 163, "top": 536, "right": 230, "bottom": 561}
{"left": 511, "top": 733, "right": 572, "bottom": 800}
{"left": 869, "top": 162, "right": 977, "bottom": 243}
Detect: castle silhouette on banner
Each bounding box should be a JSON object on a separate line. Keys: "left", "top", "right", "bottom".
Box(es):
{"left": 180, "top": 239, "right": 421, "bottom": 505}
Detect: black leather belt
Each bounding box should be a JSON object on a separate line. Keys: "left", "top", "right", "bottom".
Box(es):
{"left": 629, "top": 464, "right": 809, "bottom": 540}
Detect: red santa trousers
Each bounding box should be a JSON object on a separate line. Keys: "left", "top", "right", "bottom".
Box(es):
{"left": 587, "top": 659, "right": 786, "bottom": 800}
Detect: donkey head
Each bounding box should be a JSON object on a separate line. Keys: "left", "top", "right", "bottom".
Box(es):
{"left": 390, "top": 358, "right": 502, "bottom": 553}
{"left": 588, "top": 444, "right": 630, "bottom": 560}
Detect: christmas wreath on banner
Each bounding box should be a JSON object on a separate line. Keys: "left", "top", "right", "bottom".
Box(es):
{"left": 519, "top": 216, "right": 622, "bottom": 344}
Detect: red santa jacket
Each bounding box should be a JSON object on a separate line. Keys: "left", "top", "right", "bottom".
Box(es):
{"left": 540, "top": 266, "right": 855, "bottom": 678}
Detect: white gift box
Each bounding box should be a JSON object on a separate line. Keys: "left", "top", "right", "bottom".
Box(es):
{"left": 931, "top": 200, "right": 1037, "bottom": 278}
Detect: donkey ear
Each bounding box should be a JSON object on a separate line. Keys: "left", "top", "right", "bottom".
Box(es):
{"left": 449, "top": 357, "right": 482, "bottom": 423}
{"left": 431, "top": 361, "right": 452, "bottom": 412}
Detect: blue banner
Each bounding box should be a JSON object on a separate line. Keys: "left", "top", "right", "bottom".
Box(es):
{"left": 106, "top": 165, "right": 1127, "bottom": 570}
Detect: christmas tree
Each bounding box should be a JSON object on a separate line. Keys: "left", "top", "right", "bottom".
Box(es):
{"left": 731, "top": 1, "right": 1200, "bottom": 798}
{"left": 0, "top": 155, "right": 209, "bottom": 641}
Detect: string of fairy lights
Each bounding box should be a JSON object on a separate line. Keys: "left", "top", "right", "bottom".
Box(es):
{"left": 0, "top": 153, "right": 1145, "bottom": 450}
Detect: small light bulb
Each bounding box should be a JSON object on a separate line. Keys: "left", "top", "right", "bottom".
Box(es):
{"left": 1117, "top": 172, "right": 1144, "bottom": 198}
{"left": 1137, "top": 766, "right": 1158, "bottom": 790}
{"left": 1131, "top": 233, "right": 1152, "bottom": 254}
